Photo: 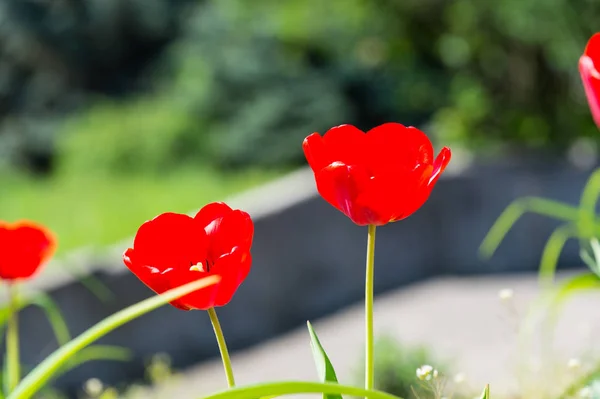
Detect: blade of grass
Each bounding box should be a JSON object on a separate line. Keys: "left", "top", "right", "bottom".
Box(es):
{"left": 200, "top": 381, "right": 400, "bottom": 399}
{"left": 306, "top": 321, "right": 342, "bottom": 399}
{"left": 538, "top": 224, "right": 578, "bottom": 285}
{"left": 480, "top": 197, "right": 580, "bottom": 259}
{"left": 8, "top": 275, "right": 220, "bottom": 399}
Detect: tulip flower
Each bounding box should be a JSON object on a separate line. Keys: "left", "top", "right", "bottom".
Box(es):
{"left": 580, "top": 33, "right": 600, "bottom": 128}
{"left": 123, "top": 202, "right": 253, "bottom": 311}
{"left": 303, "top": 122, "right": 450, "bottom": 392}
{"left": 303, "top": 123, "right": 451, "bottom": 226}
{"left": 0, "top": 220, "right": 56, "bottom": 281}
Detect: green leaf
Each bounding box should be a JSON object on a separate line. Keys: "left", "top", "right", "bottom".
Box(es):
{"left": 200, "top": 381, "right": 400, "bottom": 399}
{"left": 306, "top": 321, "right": 342, "bottom": 399}
{"left": 0, "top": 293, "right": 71, "bottom": 347}
{"left": 552, "top": 272, "right": 600, "bottom": 308}
{"left": 479, "top": 197, "right": 580, "bottom": 259}
{"left": 7, "top": 275, "right": 220, "bottom": 399}
{"left": 26, "top": 294, "right": 71, "bottom": 346}
{"left": 581, "top": 238, "right": 600, "bottom": 277}
{"left": 54, "top": 345, "right": 132, "bottom": 381}
{"left": 538, "top": 224, "right": 578, "bottom": 285}
{"left": 479, "top": 384, "right": 490, "bottom": 399}
{"left": 578, "top": 168, "right": 600, "bottom": 238}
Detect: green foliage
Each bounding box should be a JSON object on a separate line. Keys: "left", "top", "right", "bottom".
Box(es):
{"left": 355, "top": 337, "right": 438, "bottom": 398}
{"left": 481, "top": 166, "right": 600, "bottom": 285}
{"left": 0, "top": 0, "right": 193, "bottom": 174}
{"left": 5, "top": 0, "right": 600, "bottom": 175}
{"left": 0, "top": 169, "right": 278, "bottom": 254}
{"left": 306, "top": 321, "right": 342, "bottom": 399}
{"left": 479, "top": 384, "right": 490, "bottom": 399}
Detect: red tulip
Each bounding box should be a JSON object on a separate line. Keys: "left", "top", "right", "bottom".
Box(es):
{"left": 580, "top": 33, "right": 600, "bottom": 128}
{"left": 303, "top": 123, "right": 451, "bottom": 226}
{"left": 123, "top": 202, "right": 253, "bottom": 310}
{"left": 0, "top": 221, "right": 57, "bottom": 281}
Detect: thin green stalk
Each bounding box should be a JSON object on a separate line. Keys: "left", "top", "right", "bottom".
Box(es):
{"left": 6, "top": 284, "right": 20, "bottom": 393}
{"left": 8, "top": 275, "right": 220, "bottom": 399}
{"left": 365, "top": 224, "right": 377, "bottom": 392}
{"left": 556, "top": 361, "right": 600, "bottom": 399}
{"left": 207, "top": 307, "right": 235, "bottom": 388}
{"left": 200, "top": 381, "right": 400, "bottom": 399}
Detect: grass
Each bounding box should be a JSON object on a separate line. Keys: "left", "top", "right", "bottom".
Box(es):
{"left": 0, "top": 168, "right": 280, "bottom": 255}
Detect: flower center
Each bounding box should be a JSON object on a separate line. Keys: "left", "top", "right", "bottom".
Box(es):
{"left": 189, "top": 259, "right": 213, "bottom": 273}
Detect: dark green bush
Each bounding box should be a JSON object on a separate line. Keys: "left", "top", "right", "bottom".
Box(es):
{"left": 8, "top": 0, "right": 600, "bottom": 175}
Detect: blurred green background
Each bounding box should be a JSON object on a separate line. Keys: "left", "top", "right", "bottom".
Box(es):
{"left": 1, "top": 0, "right": 599, "bottom": 253}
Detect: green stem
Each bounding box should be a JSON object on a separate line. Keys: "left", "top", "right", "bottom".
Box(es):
{"left": 365, "top": 224, "right": 377, "bottom": 392}
{"left": 6, "top": 284, "right": 20, "bottom": 393}
{"left": 200, "top": 381, "right": 400, "bottom": 399}
{"left": 556, "top": 361, "right": 600, "bottom": 399}
{"left": 8, "top": 275, "right": 220, "bottom": 399}
{"left": 207, "top": 307, "right": 235, "bottom": 388}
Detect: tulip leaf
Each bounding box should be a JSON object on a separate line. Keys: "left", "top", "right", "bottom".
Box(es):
{"left": 479, "top": 384, "right": 490, "bottom": 399}
{"left": 7, "top": 275, "right": 220, "bottom": 399}
{"left": 479, "top": 196, "right": 581, "bottom": 259}
{"left": 54, "top": 345, "right": 132, "bottom": 380}
{"left": 200, "top": 381, "right": 399, "bottom": 399}
{"left": 0, "top": 293, "right": 71, "bottom": 346}
{"left": 552, "top": 272, "right": 600, "bottom": 309}
{"left": 306, "top": 321, "right": 342, "bottom": 399}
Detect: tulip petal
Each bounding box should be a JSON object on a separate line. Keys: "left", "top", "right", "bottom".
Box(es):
{"left": 167, "top": 269, "right": 220, "bottom": 311}
{"left": 0, "top": 221, "right": 56, "bottom": 280}
{"left": 205, "top": 210, "right": 254, "bottom": 259}
{"left": 133, "top": 213, "right": 208, "bottom": 272}
{"left": 123, "top": 248, "right": 178, "bottom": 303}
{"left": 428, "top": 146, "right": 452, "bottom": 187}
{"left": 322, "top": 124, "right": 368, "bottom": 166}
{"left": 367, "top": 123, "right": 434, "bottom": 173}
{"left": 315, "top": 162, "right": 379, "bottom": 225}
{"left": 303, "top": 133, "right": 332, "bottom": 173}
{"left": 212, "top": 249, "right": 252, "bottom": 307}
{"left": 194, "top": 202, "right": 233, "bottom": 230}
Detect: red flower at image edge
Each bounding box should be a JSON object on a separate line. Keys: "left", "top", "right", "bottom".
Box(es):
{"left": 123, "top": 202, "right": 253, "bottom": 310}
{"left": 580, "top": 33, "right": 600, "bottom": 128}
{"left": 303, "top": 123, "right": 451, "bottom": 226}
{"left": 0, "top": 221, "right": 57, "bottom": 281}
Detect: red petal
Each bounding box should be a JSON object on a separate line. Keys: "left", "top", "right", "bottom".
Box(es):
{"left": 428, "top": 147, "right": 452, "bottom": 187}
{"left": 204, "top": 210, "right": 254, "bottom": 260}
{"left": 123, "top": 248, "right": 174, "bottom": 295}
{"left": 584, "top": 33, "right": 600, "bottom": 60}
{"left": 389, "top": 165, "right": 435, "bottom": 222}
{"left": 366, "top": 123, "right": 434, "bottom": 174}
{"left": 303, "top": 133, "right": 332, "bottom": 172}
{"left": 580, "top": 54, "right": 600, "bottom": 128}
{"left": 132, "top": 213, "right": 208, "bottom": 272}
{"left": 315, "top": 162, "right": 382, "bottom": 225}
{"left": 194, "top": 202, "right": 233, "bottom": 230}
{"left": 212, "top": 249, "right": 252, "bottom": 307}
{"left": 356, "top": 164, "right": 434, "bottom": 224}
{"left": 168, "top": 269, "right": 220, "bottom": 310}
{"left": 0, "top": 221, "right": 56, "bottom": 281}
{"left": 322, "top": 124, "right": 368, "bottom": 166}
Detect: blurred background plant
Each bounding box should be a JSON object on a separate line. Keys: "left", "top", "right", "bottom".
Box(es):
{"left": 1, "top": 0, "right": 600, "bottom": 254}
{"left": 353, "top": 336, "right": 474, "bottom": 399}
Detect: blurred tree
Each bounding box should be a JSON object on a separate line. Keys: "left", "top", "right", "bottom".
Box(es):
{"left": 8, "top": 0, "right": 600, "bottom": 175}
{"left": 0, "top": 0, "right": 195, "bottom": 174}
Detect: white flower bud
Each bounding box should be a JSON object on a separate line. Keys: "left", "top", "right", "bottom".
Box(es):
{"left": 498, "top": 288, "right": 514, "bottom": 301}
{"left": 416, "top": 365, "right": 438, "bottom": 381}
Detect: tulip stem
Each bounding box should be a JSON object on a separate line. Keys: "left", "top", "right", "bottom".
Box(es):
{"left": 7, "top": 283, "right": 20, "bottom": 393}
{"left": 207, "top": 307, "right": 236, "bottom": 388}
{"left": 365, "top": 224, "right": 377, "bottom": 393}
